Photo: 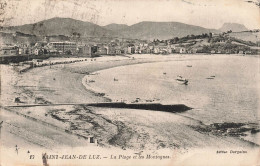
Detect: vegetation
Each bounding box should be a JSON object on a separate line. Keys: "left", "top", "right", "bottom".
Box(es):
{"left": 167, "top": 32, "right": 259, "bottom": 54}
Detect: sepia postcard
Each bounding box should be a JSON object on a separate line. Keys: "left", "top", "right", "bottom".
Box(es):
{"left": 0, "top": 0, "right": 260, "bottom": 165}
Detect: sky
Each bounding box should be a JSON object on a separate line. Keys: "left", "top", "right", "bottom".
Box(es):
{"left": 1, "top": 0, "right": 260, "bottom": 29}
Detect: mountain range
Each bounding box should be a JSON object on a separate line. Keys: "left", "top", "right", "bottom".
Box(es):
{"left": 105, "top": 21, "right": 219, "bottom": 40}
{"left": 3, "top": 17, "right": 117, "bottom": 38}
{"left": 1, "top": 17, "right": 249, "bottom": 40}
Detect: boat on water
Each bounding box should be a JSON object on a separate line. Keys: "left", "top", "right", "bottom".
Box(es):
{"left": 206, "top": 75, "right": 216, "bottom": 79}
{"left": 114, "top": 78, "right": 119, "bottom": 81}
{"left": 176, "top": 75, "right": 189, "bottom": 85}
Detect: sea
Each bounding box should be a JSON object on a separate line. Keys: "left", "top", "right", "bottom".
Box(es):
{"left": 84, "top": 54, "right": 260, "bottom": 125}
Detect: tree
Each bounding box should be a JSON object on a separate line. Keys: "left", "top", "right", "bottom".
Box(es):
{"left": 173, "top": 37, "right": 179, "bottom": 43}
{"left": 43, "top": 49, "right": 48, "bottom": 54}
{"left": 209, "top": 33, "right": 212, "bottom": 38}
{"left": 227, "top": 30, "right": 232, "bottom": 33}
{"left": 65, "top": 50, "right": 72, "bottom": 55}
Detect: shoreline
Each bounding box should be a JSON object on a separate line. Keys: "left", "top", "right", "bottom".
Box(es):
{"left": 1, "top": 54, "right": 259, "bottom": 153}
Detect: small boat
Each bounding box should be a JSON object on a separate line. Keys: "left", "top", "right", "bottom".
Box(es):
{"left": 114, "top": 78, "right": 118, "bottom": 81}
{"left": 176, "top": 75, "right": 189, "bottom": 85}
{"left": 206, "top": 75, "right": 216, "bottom": 79}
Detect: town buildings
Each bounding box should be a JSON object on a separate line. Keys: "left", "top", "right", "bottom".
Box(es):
{"left": 1, "top": 46, "right": 18, "bottom": 56}
{"left": 48, "top": 42, "right": 77, "bottom": 54}
{"left": 1, "top": 32, "right": 258, "bottom": 59}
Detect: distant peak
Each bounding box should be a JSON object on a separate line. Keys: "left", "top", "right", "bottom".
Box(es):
{"left": 105, "top": 23, "right": 128, "bottom": 26}
{"left": 219, "top": 23, "right": 248, "bottom": 32}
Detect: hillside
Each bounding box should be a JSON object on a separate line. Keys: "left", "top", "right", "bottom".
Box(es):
{"left": 2, "top": 17, "right": 117, "bottom": 38}
{"left": 1, "top": 18, "right": 222, "bottom": 41}
{"left": 118, "top": 21, "right": 220, "bottom": 40}
{"left": 228, "top": 31, "right": 260, "bottom": 43}
{"left": 219, "top": 23, "right": 248, "bottom": 32}
{"left": 103, "top": 23, "right": 129, "bottom": 32}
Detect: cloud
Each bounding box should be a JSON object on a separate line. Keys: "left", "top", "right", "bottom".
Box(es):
{"left": 1, "top": 0, "right": 259, "bottom": 29}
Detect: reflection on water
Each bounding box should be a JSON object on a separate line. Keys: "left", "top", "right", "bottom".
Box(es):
{"left": 85, "top": 55, "right": 259, "bottom": 125}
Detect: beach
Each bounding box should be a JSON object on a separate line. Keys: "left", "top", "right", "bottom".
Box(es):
{"left": 1, "top": 54, "right": 259, "bottom": 165}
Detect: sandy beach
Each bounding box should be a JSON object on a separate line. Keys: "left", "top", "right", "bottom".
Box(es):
{"left": 1, "top": 54, "right": 259, "bottom": 165}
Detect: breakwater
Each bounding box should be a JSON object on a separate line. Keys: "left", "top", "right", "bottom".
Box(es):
{"left": 88, "top": 103, "right": 192, "bottom": 113}
{"left": 0, "top": 54, "right": 50, "bottom": 64}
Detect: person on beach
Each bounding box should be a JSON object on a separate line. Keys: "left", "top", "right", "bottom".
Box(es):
{"left": 0, "top": 121, "right": 3, "bottom": 137}
{"left": 15, "top": 145, "right": 19, "bottom": 155}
